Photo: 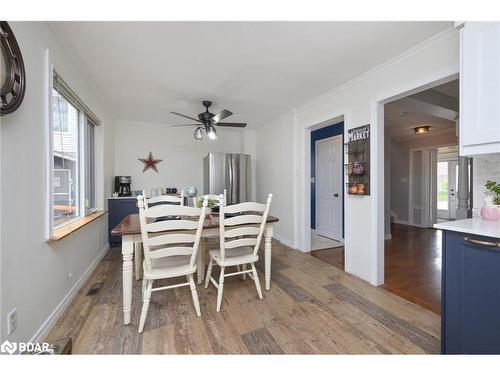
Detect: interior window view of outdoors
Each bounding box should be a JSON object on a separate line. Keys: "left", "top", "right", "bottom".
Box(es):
{"left": 52, "top": 88, "right": 79, "bottom": 227}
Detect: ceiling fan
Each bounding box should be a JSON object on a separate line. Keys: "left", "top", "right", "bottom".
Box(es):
{"left": 170, "top": 100, "right": 247, "bottom": 140}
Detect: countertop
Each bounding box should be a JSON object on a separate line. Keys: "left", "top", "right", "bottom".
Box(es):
{"left": 434, "top": 218, "right": 500, "bottom": 239}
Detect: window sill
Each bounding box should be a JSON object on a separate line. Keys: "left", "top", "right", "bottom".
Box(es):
{"left": 48, "top": 210, "right": 107, "bottom": 242}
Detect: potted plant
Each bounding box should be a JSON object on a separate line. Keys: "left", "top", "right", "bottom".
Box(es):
{"left": 195, "top": 197, "right": 218, "bottom": 216}
{"left": 485, "top": 180, "right": 500, "bottom": 206}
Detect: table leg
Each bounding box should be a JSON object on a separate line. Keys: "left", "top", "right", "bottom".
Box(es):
{"left": 134, "top": 242, "right": 143, "bottom": 281}
{"left": 264, "top": 227, "right": 272, "bottom": 290}
{"left": 197, "top": 239, "right": 205, "bottom": 284}
{"left": 122, "top": 235, "right": 134, "bottom": 325}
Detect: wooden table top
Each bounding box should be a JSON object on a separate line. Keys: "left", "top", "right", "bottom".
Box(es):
{"left": 111, "top": 213, "right": 279, "bottom": 236}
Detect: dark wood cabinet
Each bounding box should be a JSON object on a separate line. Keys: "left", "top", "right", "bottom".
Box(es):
{"left": 108, "top": 198, "right": 138, "bottom": 245}
{"left": 442, "top": 230, "right": 500, "bottom": 354}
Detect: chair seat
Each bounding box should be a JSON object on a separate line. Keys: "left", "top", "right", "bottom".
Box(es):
{"left": 209, "top": 246, "right": 258, "bottom": 266}
{"left": 143, "top": 255, "right": 196, "bottom": 279}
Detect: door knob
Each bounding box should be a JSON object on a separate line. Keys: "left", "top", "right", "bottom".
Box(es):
{"left": 334, "top": 193, "right": 339, "bottom": 197}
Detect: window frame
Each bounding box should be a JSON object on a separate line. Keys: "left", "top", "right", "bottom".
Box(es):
{"left": 48, "top": 68, "right": 101, "bottom": 236}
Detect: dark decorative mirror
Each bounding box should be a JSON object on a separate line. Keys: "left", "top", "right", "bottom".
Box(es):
{"left": 0, "top": 21, "right": 26, "bottom": 116}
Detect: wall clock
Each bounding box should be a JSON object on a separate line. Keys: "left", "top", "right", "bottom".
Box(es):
{"left": 0, "top": 21, "right": 26, "bottom": 116}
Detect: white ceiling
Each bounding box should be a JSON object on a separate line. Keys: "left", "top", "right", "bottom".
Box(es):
{"left": 386, "top": 79, "right": 459, "bottom": 141}
{"left": 50, "top": 21, "right": 452, "bottom": 127}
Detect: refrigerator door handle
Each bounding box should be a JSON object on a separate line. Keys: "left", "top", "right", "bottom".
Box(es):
{"left": 227, "top": 155, "right": 233, "bottom": 205}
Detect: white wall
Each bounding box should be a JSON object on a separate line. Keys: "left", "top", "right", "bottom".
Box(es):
{"left": 255, "top": 111, "right": 296, "bottom": 247}
{"left": 472, "top": 153, "right": 500, "bottom": 211}
{"left": 114, "top": 120, "right": 252, "bottom": 196}
{"left": 255, "top": 28, "right": 459, "bottom": 284}
{"left": 0, "top": 22, "right": 115, "bottom": 343}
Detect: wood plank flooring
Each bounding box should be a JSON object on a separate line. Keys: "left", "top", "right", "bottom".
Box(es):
{"left": 383, "top": 224, "right": 442, "bottom": 315}
{"left": 310, "top": 224, "right": 442, "bottom": 315}
{"left": 45, "top": 240, "right": 440, "bottom": 354}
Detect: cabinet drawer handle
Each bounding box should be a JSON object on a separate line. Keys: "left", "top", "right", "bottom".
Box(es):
{"left": 463, "top": 236, "right": 500, "bottom": 247}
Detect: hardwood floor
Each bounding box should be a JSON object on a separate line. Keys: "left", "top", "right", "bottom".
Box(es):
{"left": 310, "top": 224, "right": 442, "bottom": 315}
{"left": 383, "top": 224, "right": 442, "bottom": 315}
{"left": 45, "top": 240, "right": 440, "bottom": 354}
{"left": 311, "top": 247, "right": 344, "bottom": 269}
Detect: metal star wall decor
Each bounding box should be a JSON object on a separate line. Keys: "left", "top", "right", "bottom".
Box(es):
{"left": 138, "top": 152, "right": 162, "bottom": 173}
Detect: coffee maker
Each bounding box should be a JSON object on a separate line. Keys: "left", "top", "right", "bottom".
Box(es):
{"left": 115, "top": 176, "right": 131, "bottom": 197}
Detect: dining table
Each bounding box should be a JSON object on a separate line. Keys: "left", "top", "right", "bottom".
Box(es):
{"left": 111, "top": 212, "right": 279, "bottom": 325}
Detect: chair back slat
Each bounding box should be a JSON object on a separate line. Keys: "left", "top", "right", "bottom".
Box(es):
{"left": 224, "top": 214, "right": 263, "bottom": 226}
{"left": 148, "top": 233, "right": 196, "bottom": 247}
{"left": 145, "top": 220, "right": 199, "bottom": 232}
{"left": 148, "top": 247, "right": 193, "bottom": 258}
{"left": 137, "top": 195, "right": 208, "bottom": 272}
{"left": 142, "top": 190, "right": 185, "bottom": 209}
{"left": 224, "top": 202, "right": 267, "bottom": 214}
{"left": 225, "top": 226, "right": 260, "bottom": 238}
{"left": 143, "top": 204, "right": 202, "bottom": 218}
{"left": 225, "top": 238, "right": 258, "bottom": 249}
{"left": 218, "top": 193, "right": 273, "bottom": 261}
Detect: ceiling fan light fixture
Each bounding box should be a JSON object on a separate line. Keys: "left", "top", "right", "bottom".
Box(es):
{"left": 414, "top": 125, "right": 430, "bottom": 134}
{"left": 207, "top": 125, "right": 217, "bottom": 140}
{"left": 194, "top": 126, "right": 203, "bottom": 140}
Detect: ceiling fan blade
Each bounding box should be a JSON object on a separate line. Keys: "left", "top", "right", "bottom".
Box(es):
{"left": 170, "top": 112, "right": 202, "bottom": 123}
{"left": 216, "top": 122, "right": 247, "bottom": 128}
{"left": 212, "top": 109, "right": 233, "bottom": 123}
{"left": 170, "top": 124, "right": 200, "bottom": 127}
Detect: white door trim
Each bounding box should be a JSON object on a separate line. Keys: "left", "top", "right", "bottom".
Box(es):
{"left": 300, "top": 115, "right": 345, "bottom": 257}
{"left": 372, "top": 72, "right": 459, "bottom": 286}
{"left": 315, "top": 135, "right": 343, "bottom": 241}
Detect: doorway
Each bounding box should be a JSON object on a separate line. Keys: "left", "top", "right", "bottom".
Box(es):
{"left": 437, "top": 158, "right": 458, "bottom": 221}
{"left": 309, "top": 121, "right": 344, "bottom": 255}
{"left": 384, "top": 78, "right": 461, "bottom": 314}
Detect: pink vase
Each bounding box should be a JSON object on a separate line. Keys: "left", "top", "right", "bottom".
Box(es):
{"left": 480, "top": 206, "right": 500, "bottom": 221}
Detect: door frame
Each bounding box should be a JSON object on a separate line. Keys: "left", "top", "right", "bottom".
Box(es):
{"left": 373, "top": 72, "right": 459, "bottom": 285}
{"left": 315, "top": 134, "right": 344, "bottom": 241}
{"left": 302, "top": 116, "right": 345, "bottom": 259}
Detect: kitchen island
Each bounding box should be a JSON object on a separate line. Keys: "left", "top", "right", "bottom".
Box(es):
{"left": 434, "top": 218, "right": 500, "bottom": 354}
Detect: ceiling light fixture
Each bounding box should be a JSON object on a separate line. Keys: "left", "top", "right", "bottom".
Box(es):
{"left": 207, "top": 125, "right": 217, "bottom": 140}
{"left": 194, "top": 126, "right": 203, "bottom": 140}
{"left": 414, "top": 125, "right": 430, "bottom": 134}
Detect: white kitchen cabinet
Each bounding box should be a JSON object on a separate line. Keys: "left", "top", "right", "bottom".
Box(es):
{"left": 459, "top": 22, "right": 500, "bottom": 156}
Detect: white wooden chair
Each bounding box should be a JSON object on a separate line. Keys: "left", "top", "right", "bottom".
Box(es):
{"left": 205, "top": 193, "right": 273, "bottom": 311}
{"left": 136, "top": 195, "right": 208, "bottom": 333}
{"left": 142, "top": 190, "right": 185, "bottom": 209}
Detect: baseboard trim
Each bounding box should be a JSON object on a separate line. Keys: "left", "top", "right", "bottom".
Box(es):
{"left": 392, "top": 218, "right": 409, "bottom": 225}
{"left": 30, "top": 244, "right": 110, "bottom": 344}
{"left": 273, "top": 234, "right": 296, "bottom": 250}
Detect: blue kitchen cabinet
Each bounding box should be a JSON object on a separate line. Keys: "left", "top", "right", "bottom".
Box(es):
{"left": 442, "top": 230, "right": 500, "bottom": 354}
{"left": 108, "top": 198, "right": 138, "bottom": 245}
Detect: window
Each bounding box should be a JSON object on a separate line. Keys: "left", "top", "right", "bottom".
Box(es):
{"left": 84, "top": 118, "right": 96, "bottom": 213}
{"left": 52, "top": 90, "right": 69, "bottom": 132}
{"left": 51, "top": 71, "right": 99, "bottom": 230}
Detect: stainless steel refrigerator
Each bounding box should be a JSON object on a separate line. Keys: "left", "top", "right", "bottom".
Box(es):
{"left": 203, "top": 153, "right": 251, "bottom": 204}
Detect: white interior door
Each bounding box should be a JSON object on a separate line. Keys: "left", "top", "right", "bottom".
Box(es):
{"left": 316, "top": 136, "right": 343, "bottom": 240}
